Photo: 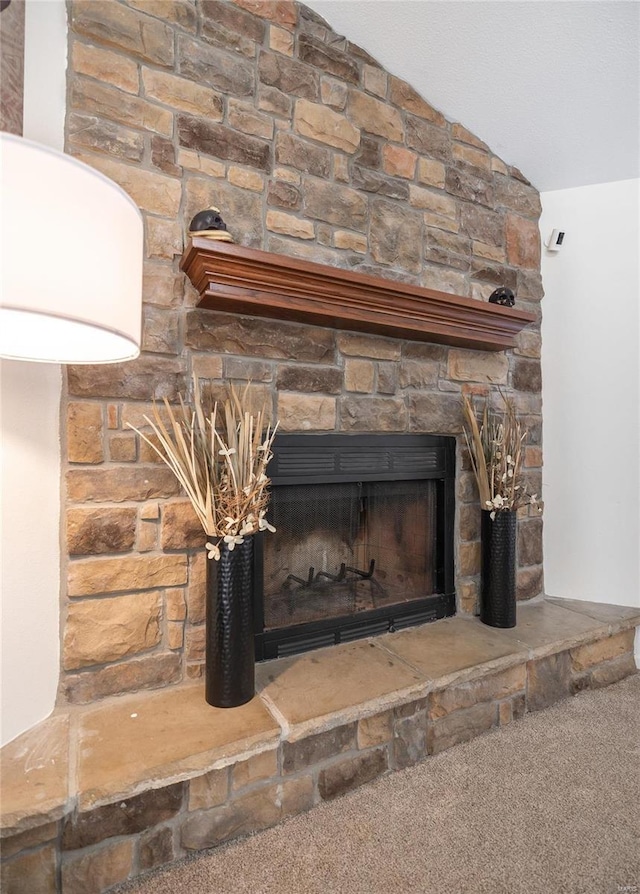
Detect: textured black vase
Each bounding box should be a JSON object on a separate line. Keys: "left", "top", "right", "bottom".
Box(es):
{"left": 205, "top": 537, "right": 255, "bottom": 708}
{"left": 480, "top": 509, "right": 517, "bottom": 628}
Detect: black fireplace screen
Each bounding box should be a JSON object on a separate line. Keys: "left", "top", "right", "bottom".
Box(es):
{"left": 263, "top": 480, "right": 437, "bottom": 631}
{"left": 254, "top": 433, "right": 456, "bottom": 659}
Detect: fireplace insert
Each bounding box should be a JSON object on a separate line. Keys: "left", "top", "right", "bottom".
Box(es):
{"left": 253, "top": 433, "right": 456, "bottom": 659}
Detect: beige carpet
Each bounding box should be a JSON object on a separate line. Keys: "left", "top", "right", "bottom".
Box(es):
{"left": 116, "top": 674, "right": 640, "bottom": 894}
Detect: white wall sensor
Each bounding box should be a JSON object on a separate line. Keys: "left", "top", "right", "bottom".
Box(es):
{"left": 545, "top": 228, "right": 566, "bottom": 252}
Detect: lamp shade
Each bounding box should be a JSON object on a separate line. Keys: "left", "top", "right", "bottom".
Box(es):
{"left": 0, "top": 133, "right": 143, "bottom": 363}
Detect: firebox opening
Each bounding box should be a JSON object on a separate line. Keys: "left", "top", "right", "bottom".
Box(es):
{"left": 254, "top": 433, "right": 456, "bottom": 660}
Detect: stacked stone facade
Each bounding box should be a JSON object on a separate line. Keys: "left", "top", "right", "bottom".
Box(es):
{"left": 62, "top": 0, "right": 544, "bottom": 706}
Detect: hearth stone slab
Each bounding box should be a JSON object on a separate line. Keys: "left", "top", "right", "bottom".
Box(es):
{"left": 494, "top": 599, "right": 614, "bottom": 657}
{"left": 380, "top": 614, "right": 528, "bottom": 683}
{"left": 256, "top": 638, "right": 426, "bottom": 740}
{"left": 547, "top": 596, "right": 640, "bottom": 630}
{"left": 0, "top": 714, "right": 69, "bottom": 836}
{"left": 77, "top": 684, "right": 280, "bottom": 809}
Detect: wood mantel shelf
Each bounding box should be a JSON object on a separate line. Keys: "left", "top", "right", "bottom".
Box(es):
{"left": 180, "top": 238, "right": 536, "bottom": 352}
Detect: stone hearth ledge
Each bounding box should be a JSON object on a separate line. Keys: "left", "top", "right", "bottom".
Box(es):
{"left": 1, "top": 597, "right": 639, "bottom": 839}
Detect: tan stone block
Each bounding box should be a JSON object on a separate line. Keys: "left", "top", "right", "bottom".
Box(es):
{"left": 458, "top": 578, "right": 479, "bottom": 615}
{"left": 166, "top": 589, "right": 187, "bottom": 622}
{"left": 514, "top": 329, "right": 542, "bottom": 359}
{"left": 185, "top": 624, "right": 205, "bottom": 661}
{"left": 228, "top": 97, "right": 274, "bottom": 139}
{"left": 448, "top": 349, "right": 509, "bottom": 384}
{"left": 232, "top": 749, "right": 278, "bottom": 791}
{"left": 61, "top": 839, "right": 133, "bottom": 894}
{"left": 270, "top": 24, "right": 294, "bottom": 55}
{"left": 177, "top": 148, "right": 226, "bottom": 178}
{"left": 142, "top": 68, "right": 222, "bottom": 118}
{"left": 357, "top": 710, "right": 394, "bottom": 748}
{"left": 67, "top": 506, "right": 137, "bottom": 556}
{"left": 161, "top": 500, "right": 205, "bottom": 550}
{"left": 127, "top": 0, "right": 196, "bottom": 30}
{"left": 570, "top": 630, "right": 635, "bottom": 672}
{"left": 266, "top": 209, "right": 314, "bottom": 240}
{"left": 525, "top": 446, "right": 543, "bottom": 468}
{"left": 109, "top": 433, "right": 137, "bottom": 462}
{"left": 428, "top": 665, "right": 526, "bottom": 719}
{"left": 67, "top": 402, "right": 104, "bottom": 464}
{"left": 348, "top": 89, "right": 403, "bottom": 141}
{"left": 1, "top": 823, "right": 59, "bottom": 861}
{"left": 277, "top": 393, "right": 336, "bottom": 431}
{"left": 427, "top": 701, "right": 497, "bottom": 754}
{"left": 459, "top": 541, "right": 481, "bottom": 577}
{"left": 273, "top": 166, "right": 300, "bottom": 184}
{"left": 333, "top": 153, "right": 350, "bottom": 182}
{"left": 167, "top": 621, "right": 184, "bottom": 650}
{"left": 137, "top": 519, "right": 158, "bottom": 552}
{"left": 337, "top": 333, "right": 401, "bottom": 361}
{"left": 74, "top": 153, "right": 181, "bottom": 217}
{"left": 506, "top": 213, "right": 541, "bottom": 269}
{"left": 228, "top": 166, "right": 265, "bottom": 192}
{"left": 321, "top": 77, "right": 347, "bottom": 110}
{"left": 1, "top": 845, "right": 56, "bottom": 894}
{"left": 71, "top": 77, "right": 172, "bottom": 136}
{"left": 63, "top": 591, "right": 162, "bottom": 670}
{"left": 191, "top": 355, "right": 224, "bottom": 380}
{"left": 473, "top": 240, "right": 506, "bottom": 263}
{"left": 142, "top": 261, "right": 185, "bottom": 308}
{"left": 423, "top": 211, "right": 459, "bottom": 234}
{"left": 333, "top": 230, "right": 367, "bottom": 253}
{"left": 382, "top": 144, "right": 417, "bottom": 179}
{"left": 453, "top": 142, "right": 491, "bottom": 172}
{"left": 399, "top": 359, "right": 439, "bottom": 389}
{"left": 64, "top": 651, "right": 181, "bottom": 703}
{"left": 71, "top": 0, "right": 174, "bottom": 66}
{"left": 145, "top": 215, "right": 184, "bottom": 261}
{"left": 344, "top": 358, "right": 375, "bottom": 393}
{"left": 451, "top": 123, "right": 488, "bottom": 150}
{"left": 294, "top": 98, "right": 360, "bottom": 152}
{"left": 389, "top": 76, "right": 445, "bottom": 126}
{"left": 187, "top": 551, "right": 206, "bottom": 624}
{"left": 66, "top": 466, "right": 180, "bottom": 503}
{"left": 363, "top": 64, "right": 387, "bottom": 99}
{"left": 71, "top": 41, "right": 139, "bottom": 94}
{"left": 416, "top": 157, "right": 446, "bottom": 189}
{"left": 107, "top": 404, "right": 118, "bottom": 429}
{"left": 140, "top": 501, "right": 160, "bottom": 520}
{"left": 188, "top": 767, "right": 229, "bottom": 811}
{"left": 409, "top": 185, "right": 456, "bottom": 218}
{"left": 491, "top": 156, "right": 509, "bottom": 175}
{"left": 341, "top": 396, "right": 407, "bottom": 432}
{"left": 234, "top": 0, "right": 297, "bottom": 28}
{"left": 142, "top": 305, "right": 181, "bottom": 356}
{"left": 68, "top": 554, "right": 187, "bottom": 597}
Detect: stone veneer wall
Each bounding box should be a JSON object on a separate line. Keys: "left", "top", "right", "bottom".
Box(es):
{"left": 61, "top": 0, "right": 544, "bottom": 706}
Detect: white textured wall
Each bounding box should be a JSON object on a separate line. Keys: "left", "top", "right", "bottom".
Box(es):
{"left": 0, "top": 1, "right": 67, "bottom": 746}
{"left": 540, "top": 180, "right": 640, "bottom": 629}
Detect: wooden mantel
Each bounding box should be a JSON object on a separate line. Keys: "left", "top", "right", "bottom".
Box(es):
{"left": 180, "top": 238, "right": 536, "bottom": 352}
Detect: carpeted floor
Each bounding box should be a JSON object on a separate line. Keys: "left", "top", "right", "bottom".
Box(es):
{"left": 116, "top": 674, "right": 640, "bottom": 894}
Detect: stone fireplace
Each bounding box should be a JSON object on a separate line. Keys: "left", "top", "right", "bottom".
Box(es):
{"left": 60, "top": 0, "right": 544, "bottom": 708}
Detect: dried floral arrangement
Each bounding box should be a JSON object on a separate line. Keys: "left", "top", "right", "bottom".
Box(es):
{"left": 462, "top": 392, "right": 540, "bottom": 520}
{"left": 128, "top": 378, "right": 278, "bottom": 560}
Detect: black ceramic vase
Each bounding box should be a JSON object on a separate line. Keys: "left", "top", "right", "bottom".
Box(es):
{"left": 205, "top": 537, "right": 255, "bottom": 708}
{"left": 480, "top": 509, "right": 517, "bottom": 628}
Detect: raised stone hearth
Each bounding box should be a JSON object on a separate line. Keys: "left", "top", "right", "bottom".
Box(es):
{"left": 2, "top": 599, "right": 638, "bottom": 893}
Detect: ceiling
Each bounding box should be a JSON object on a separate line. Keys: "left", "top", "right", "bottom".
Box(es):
{"left": 305, "top": 1, "right": 640, "bottom": 192}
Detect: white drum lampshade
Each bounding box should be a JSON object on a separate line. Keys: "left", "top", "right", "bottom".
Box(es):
{"left": 0, "top": 133, "right": 143, "bottom": 363}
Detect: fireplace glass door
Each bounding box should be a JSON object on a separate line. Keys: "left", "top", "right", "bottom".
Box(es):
{"left": 254, "top": 433, "right": 455, "bottom": 659}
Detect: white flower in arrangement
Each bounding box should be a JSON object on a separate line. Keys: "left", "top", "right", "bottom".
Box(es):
{"left": 206, "top": 541, "right": 221, "bottom": 561}
{"left": 223, "top": 534, "right": 245, "bottom": 550}
{"left": 258, "top": 510, "right": 276, "bottom": 533}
